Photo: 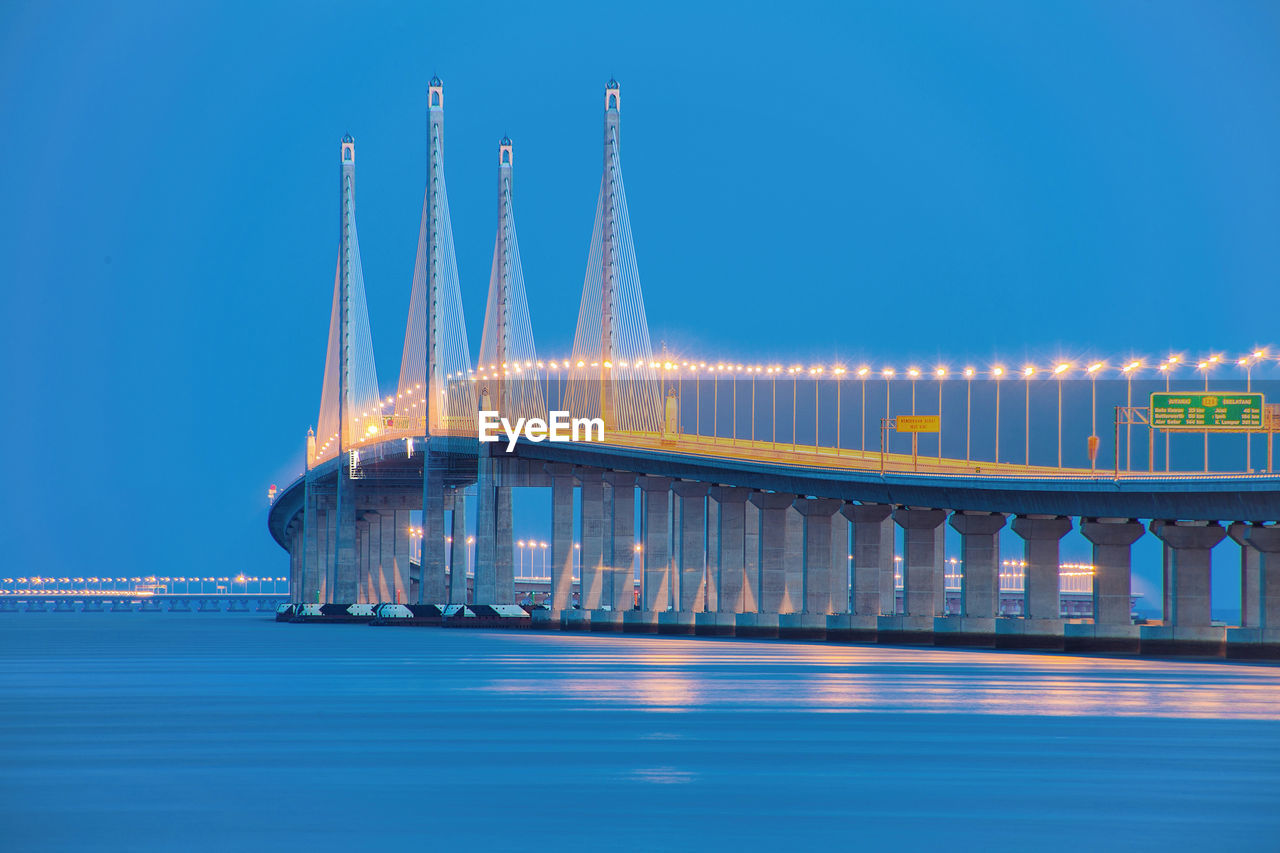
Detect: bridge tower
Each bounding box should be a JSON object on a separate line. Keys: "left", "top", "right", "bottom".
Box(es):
{"left": 398, "top": 76, "right": 477, "bottom": 603}
{"left": 600, "top": 80, "right": 620, "bottom": 425}
{"left": 474, "top": 138, "right": 543, "bottom": 604}
{"left": 306, "top": 135, "right": 382, "bottom": 603}
{"left": 566, "top": 79, "right": 661, "bottom": 432}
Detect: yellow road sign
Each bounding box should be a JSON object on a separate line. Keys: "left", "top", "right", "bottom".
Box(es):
{"left": 896, "top": 415, "right": 940, "bottom": 433}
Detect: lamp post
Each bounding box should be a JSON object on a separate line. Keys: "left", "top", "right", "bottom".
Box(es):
{"left": 1122, "top": 361, "right": 1140, "bottom": 472}
{"left": 770, "top": 367, "right": 777, "bottom": 444}
{"left": 1022, "top": 366, "right": 1035, "bottom": 466}
{"left": 1087, "top": 362, "right": 1104, "bottom": 472}
{"left": 751, "top": 366, "right": 757, "bottom": 444}
{"left": 964, "top": 367, "right": 974, "bottom": 462}
{"left": 790, "top": 366, "right": 800, "bottom": 452}
{"left": 934, "top": 367, "right": 946, "bottom": 459}
{"left": 1053, "top": 363, "right": 1071, "bottom": 467}
{"left": 993, "top": 366, "right": 1004, "bottom": 464}
{"left": 1161, "top": 357, "right": 1177, "bottom": 471}
{"left": 858, "top": 367, "right": 870, "bottom": 453}
{"left": 1239, "top": 350, "right": 1264, "bottom": 471}
{"left": 1199, "top": 356, "right": 1219, "bottom": 472}
{"left": 882, "top": 368, "right": 895, "bottom": 459}
{"left": 834, "top": 367, "right": 845, "bottom": 451}
{"left": 811, "top": 366, "right": 823, "bottom": 448}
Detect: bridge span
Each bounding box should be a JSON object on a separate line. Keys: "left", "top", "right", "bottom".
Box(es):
{"left": 268, "top": 77, "right": 1280, "bottom": 658}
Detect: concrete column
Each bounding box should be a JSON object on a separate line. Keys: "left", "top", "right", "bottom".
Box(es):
{"left": 324, "top": 504, "right": 338, "bottom": 603}
{"left": 354, "top": 517, "right": 366, "bottom": 603}
{"left": 377, "top": 513, "right": 396, "bottom": 604}
{"left": 604, "top": 472, "right": 636, "bottom": 611}
{"left": 796, "top": 499, "right": 842, "bottom": 614}
{"left": 474, "top": 453, "right": 497, "bottom": 604}
{"left": 750, "top": 492, "right": 798, "bottom": 613}
{"left": 577, "top": 468, "right": 605, "bottom": 610}
{"left": 547, "top": 464, "right": 575, "bottom": 612}
{"left": 393, "top": 509, "right": 411, "bottom": 604}
{"left": 705, "top": 498, "right": 720, "bottom": 611}
{"left": 356, "top": 513, "right": 374, "bottom": 602}
{"left": 949, "top": 511, "right": 1006, "bottom": 617}
{"left": 1080, "top": 518, "right": 1144, "bottom": 626}
{"left": 422, "top": 461, "right": 446, "bottom": 605}
{"left": 1151, "top": 520, "right": 1227, "bottom": 627}
{"left": 1228, "top": 523, "right": 1280, "bottom": 628}
{"left": 893, "top": 509, "right": 947, "bottom": 616}
{"left": 830, "top": 511, "right": 850, "bottom": 614}
{"left": 844, "top": 503, "right": 893, "bottom": 616}
{"left": 673, "top": 481, "right": 709, "bottom": 612}
{"left": 333, "top": 471, "right": 358, "bottom": 603}
{"left": 639, "top": 477, "right": 672, "bottom": 611}
{"left": 711, "top": 487, "right": 749, "bottom": 613}
{"left": 495, "top": 481, "right": 514, "bottom": 604}
{"left": 1011, "top": 515, "right": 1072, "bottom": 619}
{"left": 743, "top": 499, "right": 760, "bottom": 612}
{"left": 302, "top": 483, "right": 319, "bottom": 603}
{"left": 449, "top": 489, "right": 468, "bottom": 604}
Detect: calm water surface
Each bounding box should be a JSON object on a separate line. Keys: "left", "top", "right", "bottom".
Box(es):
{"left": 2, "top": 614, "right": 1278, "bottom": 851}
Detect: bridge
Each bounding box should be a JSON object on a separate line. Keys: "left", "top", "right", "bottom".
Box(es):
{"left": 268, "top": 78, "right": 1280, "bottom": 658}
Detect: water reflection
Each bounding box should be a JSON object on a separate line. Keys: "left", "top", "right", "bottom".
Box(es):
{"left": 476, "top": 635, "right": 1280, "bottom": 720}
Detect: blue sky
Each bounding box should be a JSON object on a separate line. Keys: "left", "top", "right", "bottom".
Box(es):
{"left": 3, "top": 1, "right": 1277, "bottom": 603}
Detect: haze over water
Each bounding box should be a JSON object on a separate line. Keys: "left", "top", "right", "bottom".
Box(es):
{"left": 3, "top": 614, "right": 1278, "bottom": 851}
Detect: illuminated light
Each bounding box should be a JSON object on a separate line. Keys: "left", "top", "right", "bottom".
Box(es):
{"left": 1087, "top": 362, "right": 1103, "bottom": 374}
{"left": 882, "top": 368, "right": 896, "bottom": 377}
{"left": 935, "top": 367, "right": 947, "bottom": 378}
{"left": 577, "top": 360, "right": 585, "bottom": 367}
{"left": 908, "top": 368, "right": 920, "bottom": 378}
{"left": 1123, "top": 361, "right": 1140, "bottom": 373}
{"left": 1054, "top": 362, "right": 1070, "bottom": 375}
{"left": 1167, "top": 355, "right": 1180, "bottom": 364}
{"left": 964, "top": 367, "right": 974, "bottom": 378}
{"left": 993, "top": 367, "right": 1004, "bottom": 377}
{"left": 1023, "top": 366, "right": 1035, "bottom": 377}
{"left": 857, "top": 367, "right": 869, "bottom": 377}
{"left": 1238, "top": 358, "right": 1248, "bottom": 366}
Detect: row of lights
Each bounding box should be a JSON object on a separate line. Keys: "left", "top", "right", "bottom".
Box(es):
{"left": 456, "top": 350, "right": 1275, "bottom": 383}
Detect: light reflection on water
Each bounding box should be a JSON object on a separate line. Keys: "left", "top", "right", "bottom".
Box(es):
{"left": 2, "top": 614, "right": 1278, "bottom": 852}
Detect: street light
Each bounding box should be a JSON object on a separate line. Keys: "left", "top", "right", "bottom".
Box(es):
{"left": 935, "top": 367, "right": 946, "bottom": 459}
{"left": 1239, "top": 351, "right": 1264, "bottom": 471}
{"left": 993, "top": 366, "right": 1005, "bottom": 464}
{"left": 1122, "top": 361, "right": 1140, "bottom": 472}
{"left": 1053, "top": 362, "right": 1071, "bottom": 467}
{"left": 834, "top": 367, "right": 845, "bottom": 452}
{"left": 1087, "top": 362, "right": 1105, "bottom": 471}
{"left": 1023, "top": 366, "right": 1036, "bottom": 466}
{"left": 1198, "top": 356, "right": 1219, "bottom": 471}
{"left": 858, "top": 367, "right": 870, "bottom": 452}
{"left": 964, "top": 367, "right": 974, "bottom": 462}
{"left": 882, "top": 368, "right": 895, "bottom": 460}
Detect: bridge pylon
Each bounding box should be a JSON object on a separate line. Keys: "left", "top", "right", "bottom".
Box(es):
{"left": 566, "top": 79, "right": 662, "bottom": 433}
{"left": 473, "top": 138, "right": 542, "bottom": 605}
{"left": 306, "top": 135, "right": 383, "bottom": 603}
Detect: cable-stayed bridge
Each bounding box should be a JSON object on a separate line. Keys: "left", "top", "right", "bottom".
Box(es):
{"left": 270, "top": 79, "right": 1280, "bottom": 658}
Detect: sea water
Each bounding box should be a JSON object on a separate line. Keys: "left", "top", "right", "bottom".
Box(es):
{"left": 2, "top": 613, "right": 1278, "bottom": 851}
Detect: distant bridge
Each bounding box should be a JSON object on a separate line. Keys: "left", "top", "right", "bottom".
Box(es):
{"left": 268, "top": 78, "right": 1280, "bottom": 657}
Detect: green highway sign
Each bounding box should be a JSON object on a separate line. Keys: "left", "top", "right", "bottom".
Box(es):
{"left": 1150, "top": 392, "right": 1263, "bottom": 430}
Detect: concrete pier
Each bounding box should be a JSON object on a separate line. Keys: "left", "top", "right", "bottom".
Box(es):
{"left": 1080, "top": 518, "right": 1144, "bottom": 626}
{"left": 844, "top": 503, "right": 893, "bottom": 617}
{"left": 422, "top": 463, "right": 446, "bottom": 604}
{"left": 673, "top": 481, "right": 709, "bottom": 612}
{"left": 1011, "top": 515, "right": 1071, "bottom": 620}
{"left": 448, "top": 490, "right": 467, "bottom": 604}
{"left": 894, "top": 508, "right": 946, "bottom": 618}
{"left": 950, "top": 511, "right": 1005, "bottom": 618}
{"left": 1152, "top": 520, "right": 1226, "bottom": 627}
{"left": 796, "top": 498, "right": 841, "bottom": 614}
{"left": 548, "top": 463, "right": 575, "bottom": 613}
{"left": 577, "top": 467, "right": 605, "bottom": 610}
{"left": 604, "top": 472, "right": 636, "bottom": 611}
{"left": 640, "top": 476, "right": 673, "bottom": 612}
{"left": 752, "top": 492, "right": 797, "bottom": 613}
{"left": 712, "top": 487, "right": 749, "bottom": 614}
